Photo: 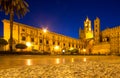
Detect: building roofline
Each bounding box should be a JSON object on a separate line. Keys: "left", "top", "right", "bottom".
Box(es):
{"left": 2, "top": 19, "right": 80, "bottom": 40}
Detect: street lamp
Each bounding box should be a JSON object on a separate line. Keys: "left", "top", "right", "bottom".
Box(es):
{"left": 43, "top": 28, "right": 47, "bottom": 33}
{"left": 62, "top": 49, "right": 65, "bottom": 54}
{"left": 42, "top": 28, "right": 47, "bottom": 53}
{"left": 26, "top": 42, "right": 32, "bottom": 47}
{"left": 26, "top": 42, "right": 32, "bottom": 51}
{"left": 54, "top": 45, "right": 60, "bottom": 54}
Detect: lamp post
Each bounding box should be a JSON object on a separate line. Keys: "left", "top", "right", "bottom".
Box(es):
{"left": 42, "top": 28, "right": 47, "bottom": 53}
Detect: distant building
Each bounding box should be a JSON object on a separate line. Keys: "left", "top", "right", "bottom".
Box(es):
{"left": 79, "top": 17, "right": 100, "bottom": 43}
{"left": 79, "top": 17, "right": 110, "bottom": 54}
{"left": 2, "top": 17, "right": 120, "bottom": 55}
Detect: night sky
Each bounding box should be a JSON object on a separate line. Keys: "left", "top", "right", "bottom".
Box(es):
{"left": 0, "top": 0, "right": 120, "bottom": 38}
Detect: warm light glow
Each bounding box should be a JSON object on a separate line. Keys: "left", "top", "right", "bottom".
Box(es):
{"left": 83, "top": 48, "right": 86, "bottom": 52}
{"left": 54, "top": 45, "right": 59, "bottom": 50}
{"left": 70, "top": 47, "right": 74, "bottom": 50}
{"left": 85, "top": 23, "right": 87, "bottom": 26}
{"left": 71, "top": 58, "right": 74, "bottom": 63}
{"left": 56, "top": 58, "right": 60, "bottom": 64}
{"left": 86, "top": 31, "right": 93, "bottom": 39}
{"left": 62, "top": 50, "right": 65, "bottom": 53}
{"left": 89, "top": 28, "right": 91, "bottom": 31}
{"left": 83, "top": 58, "right": 87, "bottom": 62}
{"left": 26, "top": 42, "right": 32, "bottom": 47}
{"left": 43, "top": 28, "right": 47, "bottom": 33}
{"left": 62, "top": 58, "right": 65, "bottom": 63}
{"left": 26, "top": 59, "right": 32, "bottom": 66}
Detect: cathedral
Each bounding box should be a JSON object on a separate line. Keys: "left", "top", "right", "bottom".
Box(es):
{"left": 79, "top": 17, "right": 100, "bottom": 43}
{"left": 79, "top": 17, "right": 120, "bottom": 55}
{"left": 2, "top": 17, "right": 120, "bottom": 55}
{"left": 79, "top": 17, "right": 102, "bottom": 54}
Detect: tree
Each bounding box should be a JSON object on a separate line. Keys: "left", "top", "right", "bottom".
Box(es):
{"left": 0, "top": 38, "right": 8, "bottom": 51}
{"left": 15, "top": 43, "right": 27, "bottom": 51}
{"left": 0, "top": 0, "right": 29, "bottom": 52}
{"left": 0, "top": 38, "right": 8, "bottom": 46}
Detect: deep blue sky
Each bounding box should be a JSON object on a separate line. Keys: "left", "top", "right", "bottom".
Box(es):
{"left": 0, "top": 0, "right": 120, "bottom": 38}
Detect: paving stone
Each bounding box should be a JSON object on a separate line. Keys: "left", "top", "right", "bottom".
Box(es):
{"left": 0, "top": 61, "right": 120, "bottom": 78}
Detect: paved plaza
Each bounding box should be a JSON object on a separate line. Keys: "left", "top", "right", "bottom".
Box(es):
{"left": 0, "top": 55, "right": 120, "bottom": 77}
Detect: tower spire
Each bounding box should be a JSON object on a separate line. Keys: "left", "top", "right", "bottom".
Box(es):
{"left": 86, "top": 16, "right": 89, "bottom": 21}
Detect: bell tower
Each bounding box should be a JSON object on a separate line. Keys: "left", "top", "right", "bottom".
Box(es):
{"left": 84, "top": 17, "right": 91, "bottom": 33}
{"left": 84, "top": 17, "right": 93, "bottom": 39}
{"left": 94, "top": 17, "right": 100, "bottom": 44}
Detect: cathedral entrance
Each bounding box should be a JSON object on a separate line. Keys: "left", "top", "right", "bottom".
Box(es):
{"left": 85, "top": 38, "right": 94, "bottom": 54}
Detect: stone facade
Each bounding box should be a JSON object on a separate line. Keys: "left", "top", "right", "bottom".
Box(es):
{"left": 2, "top": 17, "right": 120, "bottom": 55}
{"left": 3, "top": 19, "right": 81, "bottom": 54}
{"left": 92, "top": 42, "right": 110, "bottom": 54}
{"left": 102, "top": 27, "right": 120, "bottom": 54}
{"left": 79, "top": 17, "right": 110, "bottom": 54}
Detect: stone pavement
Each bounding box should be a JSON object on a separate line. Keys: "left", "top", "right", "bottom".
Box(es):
{"left": 0, "top": 61, "right": 120, "bottom": 78}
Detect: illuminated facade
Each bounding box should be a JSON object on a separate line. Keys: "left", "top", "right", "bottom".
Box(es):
{"left": 102, "top": 26, "right": 120, "bottom": 54}
{"left": 79, "top": 17, "right": 101, "bottom": 54}
{"left": 79, "top": 17, "right": 100, "bottom": 42}
{"left": 84, "top": 17, "right": 93, "bottom": 39}
{"left": 3, "top": 19, "right": 81, "bottom": 54}
{"left": 2, "top": 17, "right": 120, "bottom": 55}
{"left": 79, "top": 17, "right": 120, "bottom": 54}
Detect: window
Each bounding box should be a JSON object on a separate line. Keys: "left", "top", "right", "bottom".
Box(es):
{"left": 72, "top": 44, "right": 74, "bottom": 47}
{"left": 22, "top": 36, "right": 26, "bottom": 41}
{"left": 96, "top": 29, "right": 97, "bottom": 32}
{"left": 78, "top": 45, "right": 79, "bottom": 48}
{"left": 53, "top": 41, "right": 55, "bottom": 45}
{"left": 39, "top": 39, "right": 42, "bottom": 43}
{"left": 40, "top": 33, "right": 42, "bottom": 35}
{"left": 69, "top": 43, "right": 70, "bottom": 47}
{"left": 76, "top": 45, "right": 78, "bottom": 48}
{"left": 58, "top": 42, "right": 60, "bottom": 45}
{"left": 22, "top": 29, "right": 25, "bottom": 32}
{"left": 46, "top": 40, "right": 49, "bottom": 44}
{"left": 31, "top": 38, "right": 34, "bottom": 42}
{"left": 63, "top": 43, "right": 65, "bottom": 46}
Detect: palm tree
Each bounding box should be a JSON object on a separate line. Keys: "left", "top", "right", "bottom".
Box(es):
{"left": 0, "top": 0, "right": 29, "bottom": 52}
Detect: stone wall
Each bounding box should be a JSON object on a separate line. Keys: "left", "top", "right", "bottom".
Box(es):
{"left": 92, "top": 42, "right": 110, "bottom": 54}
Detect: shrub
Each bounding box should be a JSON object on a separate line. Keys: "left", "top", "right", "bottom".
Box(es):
{"left": 0, "top": 38, "right": 8, "bottom": 46}
{"left": 70, "top": 49, "right": 79, "bottom": 55}
{"left": 15, "top": 43, "right": 27, "bottom": 50}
